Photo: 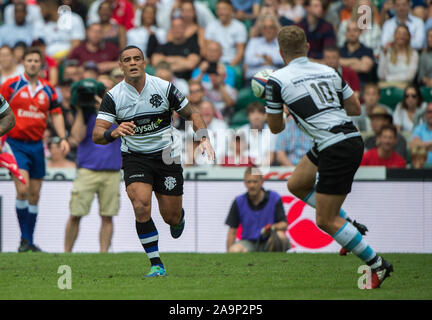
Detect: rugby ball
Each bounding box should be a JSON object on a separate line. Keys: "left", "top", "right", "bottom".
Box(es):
{"left": 251, "top": 69, "right": 274, "bottom": 98}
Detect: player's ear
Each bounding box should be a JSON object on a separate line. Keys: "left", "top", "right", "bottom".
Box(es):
{"left": 305, "top": 42, "right": 310, "bottom": 55}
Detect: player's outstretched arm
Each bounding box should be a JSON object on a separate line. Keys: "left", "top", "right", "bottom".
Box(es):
{"left": 0, "top": 108, "right": 16, "bottom": 137}
{"left": 92, "top": 119, "right": 136, "bottom": 145}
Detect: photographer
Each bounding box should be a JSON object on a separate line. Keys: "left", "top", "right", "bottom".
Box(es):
{"left": 64, "top": 78, "right": 122, "bottom": 253}
{"left": 191, "top": 40, "right": 237, "bottom": 121}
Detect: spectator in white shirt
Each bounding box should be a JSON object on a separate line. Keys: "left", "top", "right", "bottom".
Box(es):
{"left": 244, "top": 14, "right": 284, "bottom": 80}
{"left": 381, "top": 0, "right": 425, "bottom": 50}
{"left": 204, "top": 0, "right": 248, "bottom": 66}
{"left": 4, "top": 0, "right": 43, "bottom": 26}
{"left": 0, "top": 3, "right": 34, "bottom": 48}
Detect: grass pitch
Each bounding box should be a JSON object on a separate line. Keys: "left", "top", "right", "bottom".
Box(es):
{"left": 0, "top": 252, "right": 431, "bottom": 300}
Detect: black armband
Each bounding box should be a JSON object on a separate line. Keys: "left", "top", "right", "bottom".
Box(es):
{"left": 104, "top": 129, "right": 116, "bottom": 142}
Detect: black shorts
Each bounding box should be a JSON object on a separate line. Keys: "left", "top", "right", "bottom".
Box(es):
{"left": 306, "top": 136, "right": 364, "bottom": 195}
{"left": 122, "top": 152, "right": 184, "bottom": 196}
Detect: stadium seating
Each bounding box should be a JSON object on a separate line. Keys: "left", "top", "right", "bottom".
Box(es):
{"left": 379, "top": 87, "right": 404, "bottom": 111}
{"left": 420, "top": 86, "right": 432, "bottom": 103}
{"left": 235, "top": 87, "right": 264, "bottom": 111}
{"left": 230, "top": 108, "right": 249, "bottom": 128}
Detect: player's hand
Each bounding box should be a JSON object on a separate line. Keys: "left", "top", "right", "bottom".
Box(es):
{"left": 60, "top": 139, "right": 70, "bottom": 155}
{"left": 112, "top": 121, "right": 136, "bottom": 138}
{"left": 198, "top": 138, "right": 215, "bottom": 162}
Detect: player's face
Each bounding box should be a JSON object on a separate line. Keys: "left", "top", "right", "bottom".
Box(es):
{"left": 23, "top": 53, "right": 42, "bottom": 77}
{"left": 120, "top": 49, "right": 146, "bottom": 81}
{"left": 244, "top": 174, "right": 263, "bottom": 197}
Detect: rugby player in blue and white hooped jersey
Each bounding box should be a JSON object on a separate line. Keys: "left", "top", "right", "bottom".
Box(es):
{"left": 93, "top": 46, "right": 215, "bottom": 277}
{"left": 265, "top": 26, "right": 393, "bottom": 289}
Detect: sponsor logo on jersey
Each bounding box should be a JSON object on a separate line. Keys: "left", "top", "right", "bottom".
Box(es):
{"left": 149, "top": 94, "right": 163, "bottom": 108}
{"left": 133, "top": 118, "right": 163, "bottom": 134}
{"left": 17, "top": 106, "right": 46, "bottom": 119}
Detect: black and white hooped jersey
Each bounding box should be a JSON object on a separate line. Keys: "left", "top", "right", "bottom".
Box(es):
{"left": 0, "top": 94, "right": 10, "bottom": 115}
{"left": 265, "top": 57, "right": 361, "bottom": 151}
{"left": 97, "top": 74, "right": 188, "bottom": 155}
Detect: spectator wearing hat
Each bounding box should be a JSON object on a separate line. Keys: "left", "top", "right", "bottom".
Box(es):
{"left": 0, "top": 3, "right": 34, "bottom": 48}
{"left": 68, "top": 23, "right": 119, "bottom": 75}
{"left": 361, "top": 124, "right": 407, "bottom": 168}
{"left": 364, "top": 106, "right": 408, "bottom": 159}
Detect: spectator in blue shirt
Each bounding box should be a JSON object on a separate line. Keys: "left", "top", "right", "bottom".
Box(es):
{"left": 409, "top": 102, "right": 432, "bottom": 166}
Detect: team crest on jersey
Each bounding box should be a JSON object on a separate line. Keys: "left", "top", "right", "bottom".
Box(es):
{"left": 149, "top": 94, "right": 163, "bottom": 108}
{"left": 20, "top": 92, "right": 29, "bottom": 98}
{"left": 164, "top": 176, "right": 176, "bottom": 191}
{"left": 37, "top": 93, "right": 45, "bottom": 104}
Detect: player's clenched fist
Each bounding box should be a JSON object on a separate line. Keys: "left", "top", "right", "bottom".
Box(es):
{"left": 112, "top": 121, "right": 136, "bottom": 138}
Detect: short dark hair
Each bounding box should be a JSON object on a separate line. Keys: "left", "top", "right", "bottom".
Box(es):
{"left": 23, "top": 47, "right": 43, "bottom": 60}
{"left": 37, "top": 0, "right": 61, "bottom": 7}
{"left": 378, "top": 124, "right": 397, "bottom": 137}
{"left": 246, "top": 101, "right": 266, "bottom": 115}
{"left": 119, "top": 45, "right": 145, "bottom": 61}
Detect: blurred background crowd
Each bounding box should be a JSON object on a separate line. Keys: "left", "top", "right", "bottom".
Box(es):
{"left": 1, "top": 0, "right": 432, "bottom": 169}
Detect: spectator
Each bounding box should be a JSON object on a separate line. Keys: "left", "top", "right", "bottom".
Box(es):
{"left": 221, "top": 132, "right": 255, "bottom": 166}
{"left": 225, "top": 166, "right": 289, "bottom": 252}
{"left": 0, "top": 3, "right": 34, "bottom": 48}
{"left": 274, "top": 114, "right": 314, "bottom": 166}
{"left": 34, "top": 0, "right": 86, "bottom": 60}
{"left": 12, "top": 41, "right": 27, "bottom": 65}
{"left": 204, "top": 0, "right": 248, "bottom": 66}
{"left": 62, "top": 59, "right": 83, "bottom": 83}
{"left": 339, "top": 20, "right": 376, "bottom": 87}
{"left": 244, "top": 15, "right": 284, "bottom": 81}
{"left": 409, "top": 102, "right": 432, "bottom": 166}
{"left": 232, "top": 0, "right": 261, "bottom": 21}
{"left": 249, "top": 0, "right": 294, "bottom": 38}
{"left": 68, "top": 23, "right": 120, "bottom": 75}
{"left": 110, "top": 67, "right": 124, "bottom": 85}
{"left": 46, "top": 136, "right": 76, "bottom": 168}
{"left": 381, "top": 0, "right": 425, "bottom": 50}
{"left": 3, "top": 0, "right": 43, "bottom": 27}
{"left": 361, "top": 124, "right": 407, "bottom": 167}
{"left": 64, "top": 79, "right": 122, "bottom": 253}
{"left": 339, "top": 0, "right": 356, "bottom": 23}
{"left": 0, "top": 46, "right": 24, "bottom": 85}
{"left": 155, "top": 61, "right": 189, "bottom": 96}
{"left": 237, "top": 102, "right": 276, "bottom": 166}
{"left": 61, "top": 0, "right": 88, "bottom": 23}
{"left": 296, "top": 0, "right": 336, "bottom": 62}
{"left": 31, "top": 38, "right": 59, "bottom": 87}
{"left": 97, "top": 0, "right": 126, "bottom": 49}
{"left": 191, "top": 40, "right": 237, "bottom": 119}
{"left": 364, "top": 106, "right": 408, "bottom": 158}
{"left": 82, "top": 61, "right": 100, "bottom": 80}
{"left": 87, "top": 0, "right": 135, "bottom": 31}
{"left": 378, "top": 25, "right": 419, "bottom": 87}
{"left": 337, "top": 0, "right": 382, "bottom": 57}
{"left": 393, "top": 84, "right": 427, "bottom": 132}
{"left": 408, "top": 145, "right": 428, "bottom": 168}
{"left": 97, "top": 74, "right": 115, "bottom": 91}
{"left": 323, "top": 46, "right": 361, "bottom": 97}
{"left": 417, "top": 28, "right": 432, "bottom": 87}
{"left": 127, "top": 4, "right": 166, "bottom": 59}
{"left": 58, "top": 78, "right": 75, "bottom": 134}
{"left": 278, "top": 0, "right": 305, "bottom": 23}
{"left": 351, "top": 83, "right": 393, "bottom": 132}
{"left": 152, "top": 17, "right": 201, "bottom": 80}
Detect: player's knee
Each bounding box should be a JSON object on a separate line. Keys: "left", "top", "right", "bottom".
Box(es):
{"left": 16, "top": 186, "right": 29, "bottom": 200}
{"left": 132, "top": 199, "right": 151, "bottom": 221}
{"left": 316, "top": 216, "right": 332, "bottom": 233}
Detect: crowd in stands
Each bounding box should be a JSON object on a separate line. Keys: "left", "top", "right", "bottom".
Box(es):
{"left": 1, "top": 0, "right": 432, "bottom": 169}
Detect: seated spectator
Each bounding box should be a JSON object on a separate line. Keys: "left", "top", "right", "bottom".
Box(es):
{"left": 34, "top": 0, "right": 86, "bottom": 60}
{"left": 12, "top": 41, "right": 27, "bottom": 66}
{"left": 0, "top": 3, "right": 34, "bottom": 48}
{"left": 417, "top": 28, "right": 432, "bottom": 87}
{"left": 296, "top": 0, "right": 336, "bottom": 62}
{"left": 221, "top": 132, "right": 255, "bottom": 166}
{"left": 97, "top": 74, "right": 115, "bottom": 91}
{"left": 87, "top": 0, "right": 135, "bottom": 31}
{"left": 191, "top": 41, "right": 237, "bottom": 119}
{"left": 244, "top": 15, "right": 284, "bottom": 81}
{"left": 339, "top": 20, "right": 376, "bottom": 88}
{"left": 393, "top": 84, "right": 427, "bottom": 132}
{"left": 364, "top": 106, "right": 408, "bottom": 158}
{"left": 249, "top": 0, "right": 294, "bottom": 38}
{"left": 62, "top": 0, "right": 88, "bottom": 23}
{"left": 62, "top": 59, "right": 83, "bottom": 83}
{"left": 82, "top": 61, "right": 100, "bottom": 79}
{"left": 409, "top": 102, "right": 432, "bottom": 166}
{"left": 152, "top": 17, "right": 200, "bottom": 80}
{"left": 155, "top": 61, "right": 189, "bottom": 96}
{"left": 110, "top": 67, "right": 124, "bottom": 85}
{"left": 378, "top": 25, "right": 419, "bottom": 87}
{"left": 408, "top": 145, "right": 428, "bottom": 168}
{"left": 127, "top": 3, "right": 166, "bottom": 59}
{"left": 232, "top": 0, "right": 261, "bottom": 21}
{"left": 275, "top": 114, "right": 314, "bottom": 166}
{"left": 57, "top": 78, "right": 74, "bottom": 134}
{"left": 323, "top": 47, "right": 361, "bottom": 97}
{"left": 381, "top": 0, "right": 425, "bottom": 50}
{"left": 351, "top": 83, "right": 393, "bottom": 132}
{"left": 4, "top": 0, "right": 43, "bottom": 27}
{"left": 337, "top": 0, "right": 382, "bottom": 57}
{"left": 225, "top": 166, "right": 289, "bottom": 252}
{"left": 278, "top": 0, "right": 305, "bottom": 23}
{"left": 31, "top": 38, "right": 59, "bottom": 86}
{"left": 237, "top": 102, "right": 276, "bottom": 166}
{"left": 97, "top": 1, "right": 126, "bottom": 49}
{"left": 46, "top": 137, "right": 76, "bottom": 168}
{"left": 361, "top": 124, "right": 407, "bottom": 168}
{"left": 0, "top": 46, "right": 24, "bottom": 85}
{"left": 204, "top": 0, "right": 248, "bottom": 66}
{"left": 68, "top": 23, "right": 120, "bottom": 75}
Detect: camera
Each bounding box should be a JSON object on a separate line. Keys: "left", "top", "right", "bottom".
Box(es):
{"left": 70, "top": 78, "right": 106, "bottom": 115}
{"left": 207, "top": 62, "right": 218, "bottom": 74}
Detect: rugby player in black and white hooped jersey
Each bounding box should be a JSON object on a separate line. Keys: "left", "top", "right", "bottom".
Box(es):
{"left": 0, "top": 94, "right": 15, "bottom": 137}
{"left": 265, "top": 26, "right": 393, "bottom": 289}
{"left": 93, "top": 46, "right": 215, "bottom": 278}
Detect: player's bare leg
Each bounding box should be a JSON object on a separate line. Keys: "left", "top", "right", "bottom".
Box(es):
{"left": 155, "top": 193, "right": 185, "bottom": 239}
{"left": 127, "top": 182, "right": 166, "bottom": 277}
{"left": 13, "top": 170, "right": 32, "bottom": 252}
{"left": 64, "top": 216, "right": 81, "bottom": 252}
{"left": 99, "top": 216, "right": 113, "bottom": 253}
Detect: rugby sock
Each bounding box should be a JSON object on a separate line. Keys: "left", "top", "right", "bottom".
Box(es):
{"left": 16, "top": 199, "right": 29, "bottom": 241}
{"left": 136, "top": 219, "right": 163, "bottom": 267}
{"left": 27, "top": 204, "right": 38, "bottom": 245}
{"left": 303, "top": 188, "right": 350, "bottom": 220}
{"left": 333, "top": 221, "right": 381, "bottom": 267}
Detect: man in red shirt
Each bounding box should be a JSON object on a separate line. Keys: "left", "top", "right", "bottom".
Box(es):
{"left": 361, "top": 124, "right": 407, "bottom": 168}
{"left": 1, "top": 47, "right": 70, "bottom": 252}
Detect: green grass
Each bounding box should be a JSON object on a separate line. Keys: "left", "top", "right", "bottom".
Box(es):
{"left": 0, "top": 253, "right": 431, "bottom": 300}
